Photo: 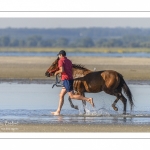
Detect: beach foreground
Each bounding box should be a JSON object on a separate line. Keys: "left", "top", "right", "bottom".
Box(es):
{"left": 0, "top": 123, "right": 150, "bottom": 132}
{"left": 0, "top": 56, "right": 150, "bottom": 80}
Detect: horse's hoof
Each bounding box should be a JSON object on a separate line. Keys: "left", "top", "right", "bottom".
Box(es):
{"left": 74, "top": 105, "right": 79, "bottom": 110}
{"left": 112, "top": 104, "right": 114, "bottom": 107}
{"left": 112, "top": 104, "right": 118, "bottom": 111}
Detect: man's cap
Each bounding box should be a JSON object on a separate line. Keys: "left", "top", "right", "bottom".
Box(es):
{"left": 57, "top": 50, "right": 66, "bottom": 56}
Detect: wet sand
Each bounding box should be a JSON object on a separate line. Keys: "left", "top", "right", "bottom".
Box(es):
{"left": 1, "top": 124, "right": 150, "bottom": 132}
{"left": 0, "top": 56, "right": 150, "bottom": 81}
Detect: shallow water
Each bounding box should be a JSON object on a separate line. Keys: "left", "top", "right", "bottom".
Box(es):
{"left": 0, "top": 83, "right": 150, "bottom": 125}
{"left": 1, "top": 51, "right": 150, "bottom": 57}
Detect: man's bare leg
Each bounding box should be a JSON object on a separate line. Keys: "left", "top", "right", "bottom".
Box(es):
{"left": 51, "top": 88, "right": 67, "bottom": 115}
{"left": 68, "top": 91, "right": 94, "bottom": 107}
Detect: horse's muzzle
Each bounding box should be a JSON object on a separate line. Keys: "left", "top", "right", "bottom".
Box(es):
{"left": 45, "top": 71, "right": 50, "bottom": 77}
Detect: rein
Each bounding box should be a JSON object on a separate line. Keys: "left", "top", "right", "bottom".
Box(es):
{"left": 52, "top": 74, "right": 63, "bottom": 88}
{"left": 47, "top": 67, "right": 63, "bottom": 88}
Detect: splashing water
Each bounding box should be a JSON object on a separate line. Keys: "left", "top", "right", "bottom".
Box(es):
{"left": 97, "top": 108, "right": 111, "bottom": 116}
{"left": 79, "top": 105, "right": 111, "bottom": 116}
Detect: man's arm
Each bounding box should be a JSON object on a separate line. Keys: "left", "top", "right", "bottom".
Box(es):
{"left": 54, "top": 66, "right": 64, "bottom": 76}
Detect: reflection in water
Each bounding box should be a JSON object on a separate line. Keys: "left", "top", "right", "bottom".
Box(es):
{"left": 50, "top": 114, "right": 142, "bottom": 125}
{"left": 56, "top": 115, "right": 63, "bottom": 122}
{"left": 0, "top": 108, "right": 150, "bottom": 125}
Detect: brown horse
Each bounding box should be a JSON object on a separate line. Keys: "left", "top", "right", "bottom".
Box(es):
{"left": 45, "top": 57, "right": 134, "bottom": 114}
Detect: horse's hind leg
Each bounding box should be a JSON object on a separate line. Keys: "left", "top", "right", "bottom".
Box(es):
{"left": 114, "top": 91, "right": 127, "bottom": 114}
{"left": 120, "top": 94, "right": 127, "bottom": 114}
{"left": 112, "top": 97, "right": 119, "bottom": 111}
{"left": 103, "top": 88, "right": 120, "bottom": 111}
{"left": 111, "top": 87, "right": 123, "bottom": 111}
{"left": 111, "top": 92, "right": 127, "bottom": 114}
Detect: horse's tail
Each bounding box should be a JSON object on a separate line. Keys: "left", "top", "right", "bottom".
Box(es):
{"left": 118, "top": 73, "right": 134, "bottom": 110}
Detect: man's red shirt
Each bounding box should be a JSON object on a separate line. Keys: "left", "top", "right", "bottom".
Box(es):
{"left": 58, "top": 57, "right": 73, "bottom": 80}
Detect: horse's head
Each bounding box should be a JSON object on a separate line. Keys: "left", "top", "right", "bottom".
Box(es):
{"left": 45, "top": 57, "right": 59, "bottom": 77}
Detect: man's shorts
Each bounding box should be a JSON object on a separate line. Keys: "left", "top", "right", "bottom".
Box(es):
{"left": 62, "top": 79, "right": 74, "bottom": 92}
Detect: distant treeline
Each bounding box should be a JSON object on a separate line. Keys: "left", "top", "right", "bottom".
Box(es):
{"left": 1, "top": 28, "right": 150, "bottom": 48}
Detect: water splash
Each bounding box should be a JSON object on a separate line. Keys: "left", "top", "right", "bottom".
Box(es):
{"left": 78, "top": 105, "right": 112, "bottom": 116}
{"left": 97, "top": 108, "right": 111, "bottom": 116}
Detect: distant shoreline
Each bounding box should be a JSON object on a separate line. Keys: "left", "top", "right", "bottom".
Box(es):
{"left": 1, "top": 51, "right": 150, "bottom": 57}
{"left": 1, "top": 47, "right": 150, "bottom": 53}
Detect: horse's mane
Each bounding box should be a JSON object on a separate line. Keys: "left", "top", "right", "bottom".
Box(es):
{"left": 54, "top": 58, "right": 90, "bottom": 71}
{"left": 72, "top": 64, "right": 89, "bottom": 71}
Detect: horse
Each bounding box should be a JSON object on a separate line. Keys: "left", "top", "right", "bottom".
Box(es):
{"left": 45, "top": 57, "right": 134, "bottom": 114}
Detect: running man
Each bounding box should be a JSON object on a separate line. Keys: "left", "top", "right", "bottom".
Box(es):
{"left": 51, "top": 50, "right": 94, "bottom": 115}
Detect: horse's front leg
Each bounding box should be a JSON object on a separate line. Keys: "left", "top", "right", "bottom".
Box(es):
{"left": 81, "top": 93, "right": 86, "bottom": 114}
{"left": 74, "top": 91, "right": 86, "bottom": 114}
{"left": 68, "top": 96, "right": 79, "bottom": 110}
{"left": 68, "top": 91, "right": 86, "bottom": 112}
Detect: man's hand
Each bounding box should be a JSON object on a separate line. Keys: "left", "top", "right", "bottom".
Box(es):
{"left": 54, "top": 71, "right": 58, "bottom": 76}
{"left": 54, "top": 66, "right": 64, "bottom": 76}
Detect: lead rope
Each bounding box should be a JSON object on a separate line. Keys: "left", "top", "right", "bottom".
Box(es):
{"left": 52, "top": 74, "right": 63, "bottom": 88}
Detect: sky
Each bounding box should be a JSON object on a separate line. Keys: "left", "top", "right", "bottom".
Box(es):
{"left": 0, "top": 18, "right": 150, "bottom": 29}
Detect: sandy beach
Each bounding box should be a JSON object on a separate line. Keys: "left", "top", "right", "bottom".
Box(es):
{"left": 0, "top": 123, "right": 150, "bottom": 132}
{"left": 0, "top": 56, "right": 150, "bottom": 81}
